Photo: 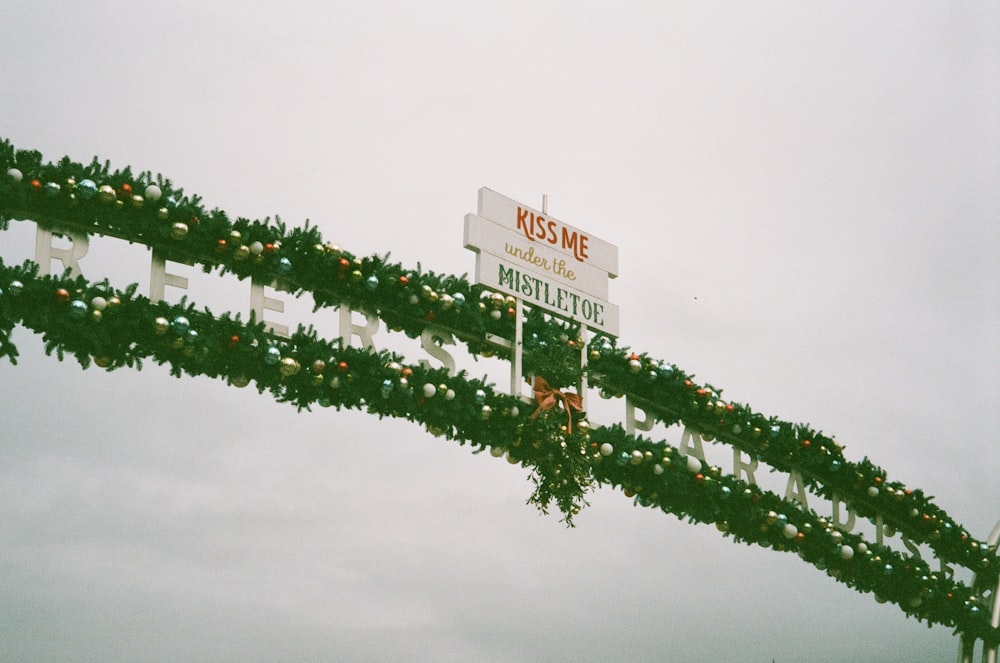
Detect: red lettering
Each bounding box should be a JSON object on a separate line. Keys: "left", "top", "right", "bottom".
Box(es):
{"left": 535, "top": 215, "right": 548, "bottom": 241}
{"left": 516, "top": 207, "right": 532, "bottom": 241}
{"left": 560, "top": 228, "right": 591, "bottom": 262}
{"left": 545, "top": 219, "right": 557, "bottom": 244}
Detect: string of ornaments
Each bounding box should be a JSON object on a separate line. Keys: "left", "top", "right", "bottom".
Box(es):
{"left": 1, "top": 138, "right": 997, "bottom": 644}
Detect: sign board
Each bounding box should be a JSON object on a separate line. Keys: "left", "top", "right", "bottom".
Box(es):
{"left": 465, "top": 187, "right": 619, "bottom": 336}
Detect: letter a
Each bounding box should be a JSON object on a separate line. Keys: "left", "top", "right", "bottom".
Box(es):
{"left": 785, "top": 470, "right": 810, "bottom": 510}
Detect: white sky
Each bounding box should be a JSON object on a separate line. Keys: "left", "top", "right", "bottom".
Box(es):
{"left": 1, "top": 2, "right": 998, "bottom": 661}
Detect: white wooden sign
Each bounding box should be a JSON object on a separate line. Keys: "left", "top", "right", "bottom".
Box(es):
{"left": 465, "top": 188, "right": 619, "bottom": 337}
{"left": 476, "top": 187, "right": 618, "bottom": 278}
{"left": 475, "top": 251, "right": 619, "bottom": 336}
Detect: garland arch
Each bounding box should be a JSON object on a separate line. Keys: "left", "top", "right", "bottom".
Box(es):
{"left": 1, "top": 138, "right": 997, "bottom": 647}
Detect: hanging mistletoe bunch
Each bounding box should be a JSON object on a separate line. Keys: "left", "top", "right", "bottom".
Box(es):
{"left": 508, "top": 377, "right": 594, "bottom": 525}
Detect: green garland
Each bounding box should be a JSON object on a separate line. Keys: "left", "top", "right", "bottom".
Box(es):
{"left": 0, "top": 259, "right": 995, "bottom": 643}
{"left": 0, "top": 138, "right": 989, "bottom": 575}
{"left": 1, "top": 139, "right": 997, "bottom": 642}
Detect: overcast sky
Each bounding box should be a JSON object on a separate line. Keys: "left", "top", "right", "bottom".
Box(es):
{"left": 1, "top": 2, "right": 998, "bottom": 661}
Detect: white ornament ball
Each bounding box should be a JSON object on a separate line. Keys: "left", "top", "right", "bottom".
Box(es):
{"left": 782, "top": 524, "right": 798, "bottom": 539}
{"left": 867, "top": 486, "right": 879, "bottom": 497}
{"left": 422, "top": 383, "right": 437, "bottom": 398}
{"left": 7, "top": 167, "right": 23, "bottom": 182}
{"left": 249, "top": 241, "right": 264, "bottom": 255}
{"left": 599, "top": 443, "right": 614, "bottom": 457}
{"left": 653, "top": 464, "right": 664, "bottom": 475}
{"left": 444, "top": 388, "right": 456, "bottom": 401}
{"left": 144, "top": 184, "right": 162, "bottom": 202}
{"left": 685, "top": 455, "right": 702, "bottom": 473}
{"left": 840, "top": 545, "right": 855, "bottom": 560}
{"left": 90, "top": 296, "right": 108, "bottom": 311}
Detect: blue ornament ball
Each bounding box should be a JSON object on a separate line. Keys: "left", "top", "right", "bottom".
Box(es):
{"left": 365, "top": 274, "right": 379, "bottom": 291}
{"left": 474, "top": 389, "right": 486, "bottom": 405}
{"left": 68, "top": 300, "right": 88, "bottom": 319}
{"left": 170, "top": 316, "right": 190, "bottom": 335}
{"left": 77, "top": 179, "right": 97, "bottom": 200}
{"left": 277, "top": 257, "right": 292, "bottom": 274}
{"left": 264, "top": 346, "right": 281, "bottom": 365}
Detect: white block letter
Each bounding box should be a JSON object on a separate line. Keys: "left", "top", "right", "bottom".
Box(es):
{"left": 339, "top": 305, "right": 380, "bottom": 350}
{"left": 250, "top": 277, "right": 290, "bottom": 337}
{"left": 419, "top": 327, "right": 457, "bottom": 376}
{"left": 35, "top": 226, "right": 89, "bottom": 277}
{"left": 150, "top": 249, "right": 189, "bottom": 303}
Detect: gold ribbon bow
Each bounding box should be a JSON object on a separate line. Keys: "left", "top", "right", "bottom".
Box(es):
{"left": 530, "top": 376, "right": 584, "bottom": 433}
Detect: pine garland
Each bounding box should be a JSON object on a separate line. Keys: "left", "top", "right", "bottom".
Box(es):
{"left": 1, "top": 139, "right": 998, "bottom": 643}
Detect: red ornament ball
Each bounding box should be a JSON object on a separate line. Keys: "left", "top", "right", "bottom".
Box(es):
{"left": 54, "top": 288, "right": 70, "bottom": 303}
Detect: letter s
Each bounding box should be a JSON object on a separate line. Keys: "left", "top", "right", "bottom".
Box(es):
{"left": 420, "top": 327, "right": 457, "bottom": 376}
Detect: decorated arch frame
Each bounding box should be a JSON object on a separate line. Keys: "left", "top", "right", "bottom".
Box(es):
{"left": 0, "top": 139, "right": 997, "bottom": 653}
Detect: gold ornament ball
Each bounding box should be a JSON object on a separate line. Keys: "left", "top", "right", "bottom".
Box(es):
{"left": 107, "top": 296, "right": 121, "bottom": 309}
{"left": 170, "top": 222, "right": 189, "bottom": 240}
{"left": 230, "top": 375, "right": 250, "bottom": 388}
{"left": 131, "top": 194, "right": 144, "bottom": 207}
{"left": 279, "top": 357, "right": 301, "bottom": 378}
{"left": 233, "top": 245, "right": 250, "bottom": 261}
{"left": 153, "top": 317, "right": 170, "bottom": 335}
{"left": 481, "top": 405, "right": 492, "bottom": 420}
{"left": 170, "top": 336, "right": 184, "bottom": 349}
{"left": 93, "top": 356, "right": 113, "bottom": 368}
{"left": 97, "top": 184, "right": 116, "bottom": 203}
